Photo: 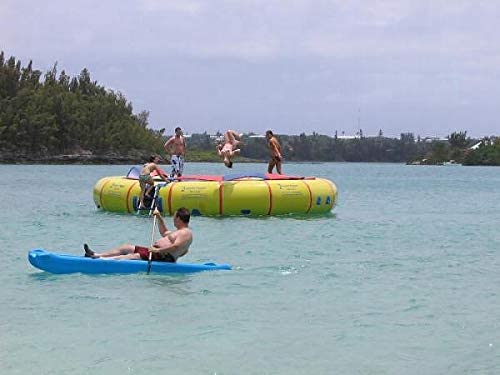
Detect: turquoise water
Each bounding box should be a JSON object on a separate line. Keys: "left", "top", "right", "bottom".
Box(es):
{"left": 1, "top": 162, "right": 499, "bottom": 374}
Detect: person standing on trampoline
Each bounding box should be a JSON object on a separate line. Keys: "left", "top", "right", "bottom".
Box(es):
{"left": 164, "top": 126, "right": 187, "bottom": 178}
{"left": 266, "top": 130, "right": 283, "bottom": 174}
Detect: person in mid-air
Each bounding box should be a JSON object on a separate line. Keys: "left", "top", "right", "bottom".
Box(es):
{"left": 216, "top": 129, "right": 243, "bottom": 168}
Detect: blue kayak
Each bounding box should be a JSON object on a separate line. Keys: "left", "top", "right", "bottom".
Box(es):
{"left": 28, "top": 249, "right": 231, "bottom": 275}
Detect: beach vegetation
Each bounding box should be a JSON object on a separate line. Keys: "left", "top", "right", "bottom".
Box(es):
{"left": 0, "top": 52, "right": 498, "bottom": 165}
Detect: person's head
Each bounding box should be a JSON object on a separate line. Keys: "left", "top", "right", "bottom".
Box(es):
{"left": 175, "top": 127, "right": 182, "bottom": 136}
{"left": 266, "top": 130, "right": 274, "bottom": 139}
{"left": 149, "top": 154, "right": 161, "bottom": 163}
{"left": 223, "top": 153, "right": 233, "bottom": 168}
{"left": 174, "top": 207, "right": 190, "bottom": 224}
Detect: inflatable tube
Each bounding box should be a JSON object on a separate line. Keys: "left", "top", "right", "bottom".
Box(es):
{"left": 28, "top": 249, "right": 231, "bottom": 275}
{"left": 93, "top": 168, "right": 338, "bottom": 216}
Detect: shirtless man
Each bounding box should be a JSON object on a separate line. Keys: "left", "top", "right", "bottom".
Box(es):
{"left": 266, "top": 130, "right": 283, "bottom": 174}
{"left": 164, "top": 127, "right": 187, "bottom": 178}
{"left": 138, "top": 155, "right": 168, "bottom": 209}
{"left": 83, "top": 208, "right": 192, "bottom": 263}
{"left": 216, "top": 129, "right": 242, "bottom": 168}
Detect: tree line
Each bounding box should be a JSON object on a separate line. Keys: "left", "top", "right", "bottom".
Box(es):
{"left": 184, "top": 131, "right": 500, "bottom": 166}
{"left": 0, "top": 52, "right": 164, "bottom": 161}
{"left": 1, "top": 52, "right": 498, "bottom": 165}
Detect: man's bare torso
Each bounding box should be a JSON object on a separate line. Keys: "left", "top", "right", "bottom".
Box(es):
{"left": 154, "top": 227, "right": 192, "bottom": 259}
{"left": 166, "top": 136, "right": 186, "bottom": 156}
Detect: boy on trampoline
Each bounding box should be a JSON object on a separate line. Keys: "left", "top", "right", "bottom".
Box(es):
{"left": 138, "top": 155, "right": 168, "bottom": 209}
{"left": 216, "top": 129, "right": 243, "bottom": 168}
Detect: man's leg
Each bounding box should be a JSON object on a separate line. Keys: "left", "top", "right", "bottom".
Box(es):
{"left": 276, "top": 159, "right": 282, "bottom": 174}
{"left": 93, "top": 243, "right": 136, "bottom": 258}
{"left": 224, "top": 130, "right": 235, "bottom": 144}
{"left": 145, "top": 184, "right": 155, "bottom": 199}
{"left": 228, "top": 130, "right": 240, "bottom": 140}
{"left": 268, "top": 158, "right": 276, "bottom": 173}
{"left": 106, "top": 253, "right": 142, "bottom": 260}
{"left": 144, "top": 176, "right": 155, "bottom": 198}
{"left": 170, "top": 155, "right": 177, "bottom": 178}
{"left": 139, "top": 181, "right": 148, "bottom": 208}
{"left": 177, "top": 156, "right": 184, "bottom": 177}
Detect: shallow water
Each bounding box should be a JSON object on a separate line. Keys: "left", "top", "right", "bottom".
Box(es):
{"left": 1, "top": 162, "right": 499, "bottom": 374}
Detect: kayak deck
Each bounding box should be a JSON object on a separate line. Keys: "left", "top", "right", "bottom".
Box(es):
{"left": 28, "top": 249, "right": 231, "bottom": 275}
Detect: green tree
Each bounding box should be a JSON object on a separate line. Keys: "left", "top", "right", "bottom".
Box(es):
{"left": 448, "top": 131, "right": 468, "bottom": 149}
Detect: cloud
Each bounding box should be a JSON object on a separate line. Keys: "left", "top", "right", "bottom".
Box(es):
{"left": 142, "top": 0, "right": 203, "bottom": 14}
{"left": 1, "top": 0, "right": 499, "bottom": 136}
{"left": 4, "top": 0, "right": 498, "bottom": 63}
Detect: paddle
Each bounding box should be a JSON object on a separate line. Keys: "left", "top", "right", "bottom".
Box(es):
{"left": 146, "top": 213, "right": 157, "bottom": 275}
{"left": 148, "top": 184, "right": 159, "bottom": 216}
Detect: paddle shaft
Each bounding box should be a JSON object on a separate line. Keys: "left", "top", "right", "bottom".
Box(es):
{"left": 148, "top": 184, "right": 158, "bottom": 216}
{"left": 146, "top": 214, "right": 157, "bottom": 275}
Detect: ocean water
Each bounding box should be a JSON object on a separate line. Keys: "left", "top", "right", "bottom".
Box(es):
{"left": 0, "top": 162, "right": 499, "bottom": 374}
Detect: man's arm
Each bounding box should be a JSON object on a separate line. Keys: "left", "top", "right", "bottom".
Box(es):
{"left": 270, "top": 139, "right": 282, "bottom": 158}
{"left": 153, "top": 210, "right": 170, "bottom": 236}
{"left": 152, "top": 164, "right": 168, "bottom": 181}
{"left": 164, "top": 136, "right": 174, "bottom": 151}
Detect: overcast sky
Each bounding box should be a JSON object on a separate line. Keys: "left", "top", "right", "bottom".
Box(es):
{"left": 2, "top": 0, "right": 499, "bottom": 137}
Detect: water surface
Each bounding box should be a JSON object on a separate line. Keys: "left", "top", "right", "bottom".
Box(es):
{"left": 0, "top": 162, "right": 499, "bottom": 374}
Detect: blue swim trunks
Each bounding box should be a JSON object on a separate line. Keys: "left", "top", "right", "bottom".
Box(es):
{"left": 170, "top": 155, "right": 185, "bottom": 177}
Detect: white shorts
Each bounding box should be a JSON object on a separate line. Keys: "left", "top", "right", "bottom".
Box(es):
{"left": 170, "top": 155, "right": 184, "bottom": 177}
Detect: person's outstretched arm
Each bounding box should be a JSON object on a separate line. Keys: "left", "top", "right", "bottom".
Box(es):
{"left": 164, "top": 137, "right": 174, "bottom": 152}
{"left": 270, "top": 139, "right": 282, "bottom": 159}
{"left": 152, "top": 164, "right": 168, "bottom": 181}
{"left": 153, "top": 209, "right": 170, "bottom": 236}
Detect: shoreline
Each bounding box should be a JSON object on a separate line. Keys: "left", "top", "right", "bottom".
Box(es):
{"left": 0, "top": 154, "right": 497, "bottom": 166}
{"left": 0, "top": 153, "right": 267, "bottom": 165}
{"left": 0, "top": 154, "right": 141, "bottom": 165}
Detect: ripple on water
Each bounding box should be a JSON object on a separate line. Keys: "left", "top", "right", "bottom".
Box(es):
{"left": 2, "top": 163, "right": 500, "bottom": 374}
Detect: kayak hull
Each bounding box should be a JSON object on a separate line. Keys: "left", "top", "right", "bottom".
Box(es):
{"left": 28, "top": 249, "right": 231, "bottom": 275}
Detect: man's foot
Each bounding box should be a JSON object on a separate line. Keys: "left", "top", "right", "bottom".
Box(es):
{"left": 84, "top": 243, "right": 97, "bottom": 258}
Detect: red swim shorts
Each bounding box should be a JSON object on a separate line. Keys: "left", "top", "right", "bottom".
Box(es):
{"left": 134, "top": 246, "right": 175, "bottom": 262}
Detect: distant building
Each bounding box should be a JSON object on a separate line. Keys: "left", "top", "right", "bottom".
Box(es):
{"left": 470, "top": 137, "right": 497, "bottom": 149}
{"left": 336, "top": 135, "right": 358, "bottom": 140}
{"left": 470, "top": 141, "right": 482, "bottom": 150}
{"left": 248, "top": 135, "right": 265, "bottom": 138}
{"left": 422, "top": 136, "right": 448, "bottom": 143}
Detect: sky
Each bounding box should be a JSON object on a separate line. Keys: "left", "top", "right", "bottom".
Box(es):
{"left": 2, "top": 0, "right": 499, "bottom": 137}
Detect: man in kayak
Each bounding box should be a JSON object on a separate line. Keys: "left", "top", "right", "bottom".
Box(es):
{"left": 164, "top": 126, "right": 187, "bottom": 178}
{"left": 266, "top": 130, "right": 283, "bottom": 174}
{"left": 216, "top": 129, "right": 243, "bottom": 168}
{"left": 83, "top": 208, "right": 192, "bottom": 263}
